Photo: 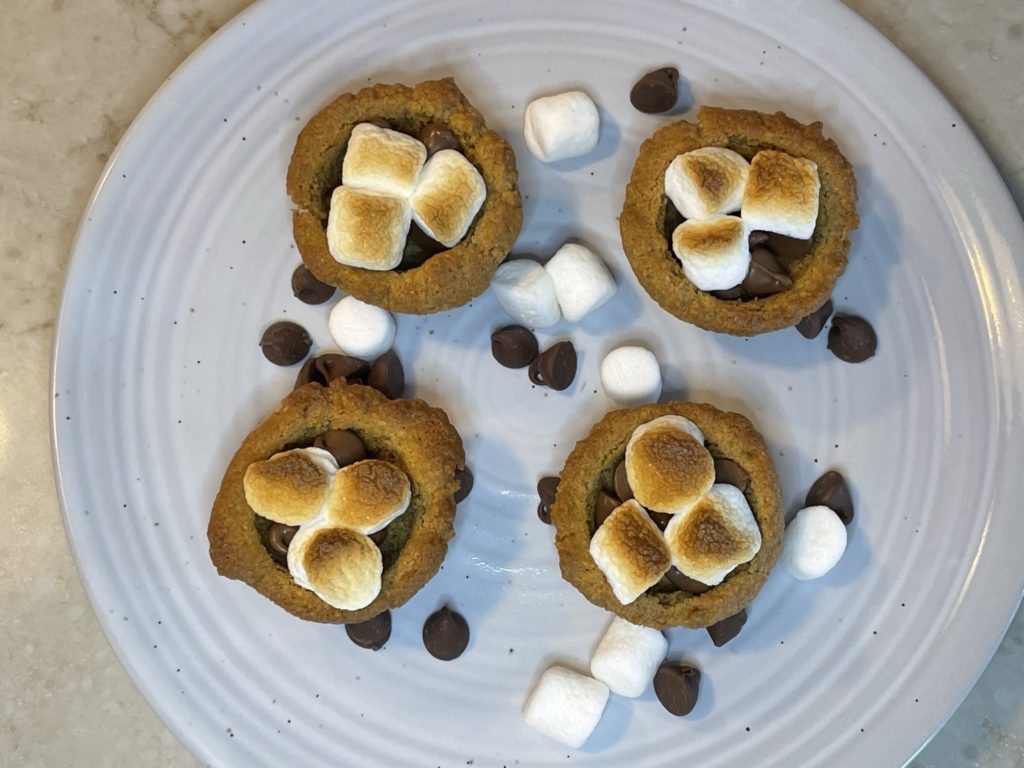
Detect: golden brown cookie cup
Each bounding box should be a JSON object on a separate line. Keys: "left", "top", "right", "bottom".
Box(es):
{"left": 551, "top": 402, "right": 783, "bottom": 629}
{"left": 208, "top": 381, "right": 464, "bottom": 623}
{"left": 619, "top": 106, "right": 859, "bottom": 336}
{"left": 287, "top": 78, "right": 522, "bottom": 314}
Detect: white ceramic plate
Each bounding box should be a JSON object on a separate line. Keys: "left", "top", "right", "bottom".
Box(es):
{"left": 52, "top": 1, "right": 1024, "bottom": 766}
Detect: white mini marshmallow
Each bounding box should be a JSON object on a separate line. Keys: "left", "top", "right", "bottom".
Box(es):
{"left": 523, "top": 90, "right": 600, "bottom": 163}
{"left": 341, "top": 123, "right": 427, "bottom": 198}
{"left": 671, "top": 215, "right": 750, "bottom": 292}
{"left": 327, "top": 296, "right": 396, "bottom": 360}
{"left": 523, "top": 666, "right": 609, "bottom": 748}
{"left": 780, "top": 505, "right": 848, "bottom": 580}
{"left": 741, "top": 150, "right": 820, "bottom": 240}
{"left": 664, "top": 147, "right": 750, "bottom": 219}
{"left": 544, "top": 243, "right": 617, "bottom": 322}
{"left": 490, "top": 259, "right": 562, "bottom": 328}
{"left": 600, "top": 346, "right": 661, "bottom": 405}
{"left": 590, "top": 617, "right": 667, "bottom": 698}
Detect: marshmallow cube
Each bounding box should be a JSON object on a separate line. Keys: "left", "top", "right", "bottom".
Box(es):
{"left": 490, "top": 259, "right": 562, "bottom": 328}
{"left": 326, "top": 187, "right": 412, "bottom": 271}
{"left": 741, "top": 150, "right": 820, "bottom": 240}
{"left": 671, "top": 215, "right": 750, "bottom": 292}
{"left": 590, "top": 617, "right": 668, "bottom": 698}
{"left": 328, "top": 296, "right": 396, "bottom": 361}
{"left": 664, "top": 147, "right": 750, "bottom": 219}
{"left": 523, "top": 666, "right": 609, "bottom": 748}
{"left": 780, "top": 505, "right": 848, "bottom": 580}
{"left": 341, "top": 123, "right": 427, "bottom": 198}
{"left": 409, "top": 149, "right": 487, "bottom": 248}
{"left": 523, "top": 90, "right": 600, "bottom": 163}
{"left": 544, "top": 243, "right": 617, "bottom": 322}
{"left": 600, "top": 346, "right": 662, "bottom": 405}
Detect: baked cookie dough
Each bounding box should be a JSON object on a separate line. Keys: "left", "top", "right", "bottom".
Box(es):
{"left": 208, "top": 380, "right": 464, "bottom": 623}
{"left": 551, "top": 401, "right": 783, "bottom": 628}
{"left": 288, "top": 78, "right": 522, "bottom": 314}
{"left": 619, "top": 106, "right": 859, "bottom": 335}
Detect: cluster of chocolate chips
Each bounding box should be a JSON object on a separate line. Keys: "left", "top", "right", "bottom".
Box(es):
{"left": 342, "top": 604, "right": 471, "bottom": 661}
{"left": 490, "top": 325, "right": 578, "bottom": 392}
{"left": 294, "top": 350, "right": 405, "bottom": 399}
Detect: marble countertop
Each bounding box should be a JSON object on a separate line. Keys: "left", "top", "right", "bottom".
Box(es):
{"left": 2, "top": 1, "right": 1021, "bottom": 765}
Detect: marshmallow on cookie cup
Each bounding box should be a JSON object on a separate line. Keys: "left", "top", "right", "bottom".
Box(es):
{"left": 490, "top": 258, "right": 562, "bottom": 328}
{"left": 325, "top": 459, "right": 411, "bottom": 535}
{"left": 544, "top": 243, "right": 617, "bottom": 323}
{"left": 625, "top": 416, "right": 714, "bottom": 515}
{"left": 664, "top": 147, "right": 749, "bottom": 219}
{"left": 741, "top": 150, "right": 820, "bottom": 240}
{"left": 409, "top": 149, "right": 487, "bottom": 248}
{"left": 287, "top": 525, "right": 383, "bottom": 611}
{"left": 341, "top": 122, "right": 427, "bottom": 198}
{"left": 326, "top": 186, "right": 412, "bottom": 271}
{"left": 524, "top": 90, "right": 600, "bottom": 163}
{"left": 242, "top": 447, "right": 339, "bottom": 525}
{"left": 589, "top": 499, "right": 672, "bottom": 604}
{"left": 671, "top": 215, "right": 751, "bottom": 293}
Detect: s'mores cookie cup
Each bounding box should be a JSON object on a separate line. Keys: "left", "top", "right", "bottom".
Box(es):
{"left": 551, "top": 402, "right": 783, "bottom": 629}
{"left": 619, "top": 106, "right": 859, "bottom": 335}
{"left": 288, "top": 78, "right": 522, "bottom": 314}
{"left": 208, "top": 380, "right": 464, "bottom": 623}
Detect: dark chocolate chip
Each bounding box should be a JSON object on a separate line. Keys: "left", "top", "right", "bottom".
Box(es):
{"left": 654, "top": 663, "right": 701, "bottom": 716}
{"left": 630, "top": 67, "right": 680, "bottom": 114}
{"left": 612, "top": 460, "right": 634, "bottom": 501}
{"left": 707, "top": 609, "right": 747, "bottom": 647}
{"left": 369, "top": 527, "right": 389, "bottom": 546}
{"left": 748, "top": 230, "right": 771, "bottom": 249}
{"left": 365, "top": 117, "right": 392, "bottom": 130}
{"left": 346, "top": 611, "right": 392, "bottom": 651}
{"left": 417, "top": 122, "right": 461, "bottom": 156}
{"left": 290, "top": 264, "right": 336, "bottom": 305}
{"left": 711, "top": 285, "right": 744, "bottom": 301}
{"left": 665, "top": 567, "right": 710, "bottom": 594}
{"left": 260, "top": 321, "right": 312, "bottom": 366}
{"left": 533, "top": 341, "right": 577, "bottom": 391}
{"left": 795, "top": 298, "right": 834, "bottom": 339}
{"left": 648, "top": 510, "right": 673, "bottom": 530}
{"left": 422, "top": 605, "right": 470, "bottom": 661}
{"left": 454, "top": 467, "right": 473, "bottom": 503}
{"left": 827, "top": 315, "right": 878, "bottom": 363}
{"left": 313, "top": 429, "right": 367, "bottom": 468}
{"left": 806, "top": 470, "right": 854, "bottom": 525}
{"left": 367, "top": 350, "right": 404, "bottom": 399}
{"left": 594, "top": 490, "right": 622, "bottom": 528}
{"left": 713, "top": 458, "right": 750, "bottom": 490}
{"left": 265, "top": 522, "right": 298, "bottom": 566}
{"left": 491, "top": 326, "right": 540, "bottom": 369}
{"left": 765, "top": 232, "right": 813, "bottom": 262}
{"left": 537, "top": 501, "right": 552, "bottom": 525}
{"left": 294, "top": 353, "right": 369, "bottom": 389}
{"left": 741, "top": 247, "right": 793, "bottom": 297}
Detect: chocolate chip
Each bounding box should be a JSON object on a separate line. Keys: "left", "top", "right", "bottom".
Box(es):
{"left": 367, "top": 350, "right": 404, "bottom": 399}
{"left": 714, "top": 458, "right": 750, "bottom": 490}
{"left": 795, "top": 298, "right": 834, "bottom": 339}
{"left": 369, "top": 527, "right": 388, "bottom": 546}
{"left": 827, "top": 315, "right": 878, "bottom": 363}
{"left": 346, "top": 611, "right": 392, "bottom": 651}
{"left": 612, "top": 460, "right": 634, "bottom": 501}
{"left": 290, "top": 264, "right": 336, "bottom": 305}
{"left": 806, "top": 470, "right": 854, "bottom": 525}
{"left": 417, "top": 122, "right": 461, "bottom": 156}
{"left": 260, "top": 321, "right": 312, "bottom": 366}
{"left": 491, "top": 326, "right": 540, "bottom": 369}
{"left": 399, "top": 223, "right": 447, "bottom": 270}
{"left": 711, "top": 285, "right": 743, "bottom": 301}
{"left": 765, "top": 232, "right": 813, "bottom": 262}
{"left": 654, "top": 663, "right": 701, "bottom": 716}
{"left": 648, "top": 510, "right": 673, "bottom": 530}
{"left": 665, "top": 567, "right": 710, "bottom": 594}
{"left": 294, "top": 353, "right": 369, "bottom": 389}
{"left": 594, "top": 490, "right": 621, "bottom": 528}
{"left": 707, "top": 609, "right": 747, "bottom": 647}
{"left": 454, "top": 467, "right": 473, "bottom": 503}
{"left": 630, "top": 67, "right": 680, "bottom": 113}
{"left": 748, "top": 230, "right": 771, "bottom": 249}
{"left": 265, "top": 522, "right": 298, "bottom": 566}
{"left": 537, "top": 476, "right": 560, "bottom": 505}
{"left": 422, "top": 605, "right": 470, "bottom": 661}
{"left": 741, "top": 247, "right": 793, "bottom": 297}
{"left": 365, "top": 116, "right": 391, "bottom": 130}
{"left": 313, "top": 429, "right": 367, "bottom": 468}
{"left": 537, "top": 501, "right": 552, "bottom": 525}
{"left": 531, "top": 341, "right": 577, "bottom": 391}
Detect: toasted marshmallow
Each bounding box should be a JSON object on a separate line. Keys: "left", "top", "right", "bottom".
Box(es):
{"left": 325, "top": 459, "right": 411, "bottom": 534}
{"left": 589, "top": 499, "right": 671, "bottom": 604}
{"left": 590, "top": 617, "right": 667, "bottom": 698}
{"left": 523, "top": 90, "right": 600, "bottom": 163}
{"left": 625, "top": 417, "right": 714, "bottom": 515}
{"left": 544, "top": 243, "right": 617, "bottom": 323}
{"left": 243, "top": 448, "right": 338, "bottom": 525}
{"left": 741, "top": 150, "right": 820, "bottom": 240}
{"left": 328, "top": 296, "right": 396, "bottom": 361}
{"left": 523, "top": 666, "right": 609, "bottom": 748}
{"left": 664, "top": 484, "right": 762, "bottom": 586}
{"left": 341, "top": 122, "right": 427, "bottom": 198}
{"left": 779, "top": 505, "right": 847, "bottom": 580}
{"left": 490, "top": 259, "right": 562, "bottom": 328}
{"left": 326, "top": 186, "right": 412, "bottom": 271}
{"left": 671, "top": 215, "right": 750, "bottom": 292}
{"left": 664, "top": 147, "right": 749, "bottom": 219}
{"left": 600, "top": 346, "right": 662, "bottom": 405}
{"left": 409, "top": 149, "right": 486, "bottom": 248}
{"left": 287, "top": 525, "right": 383, "bottom": 610}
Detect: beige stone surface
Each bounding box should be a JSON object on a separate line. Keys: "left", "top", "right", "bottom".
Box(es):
{"left": 0, "top": 1, "right": 1020, "bottom": 766}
